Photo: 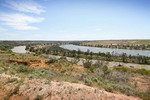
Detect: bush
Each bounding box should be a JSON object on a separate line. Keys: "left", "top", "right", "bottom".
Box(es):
{"left": 102, "top": 65, "right": 109, "bottom": 77}
{"left": 34, "top": 95, "right": 43, "bottom": 100}
{"left": 89, "top": 66, "right": 96, "bottom": 72}
{"left": 114, "top": 67, "right": 129, "bottom": 72}
{"left": 7, "top": 78, "right": 17, "bottom": 83}
{"left": 83, "top": 59, "right": 92, "bottom": 68}
{"left": 17, "top": 65, "right": 33, "bottom": 73}
{"left": 84, "top": 77, "right": 92, "bottom": 86}
{"left": 59, "top": 56, "right": 67, "bottom": 61}
{"left": 48, "top": 58, "right": 57, "bottom": 63}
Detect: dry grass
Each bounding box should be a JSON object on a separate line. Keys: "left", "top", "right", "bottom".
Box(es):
{"left": 81, "top": 40, "right": 150, "bottom": 46}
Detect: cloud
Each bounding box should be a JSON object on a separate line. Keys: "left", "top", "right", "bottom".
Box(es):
{"left": 6, "top": 0, "right": 45, "bottom": 14}
{"left": 0, "top": 13, "right": 44, "bottom": 30}
{"left": 0, "top": 27, "right": 7, "bottom": 32}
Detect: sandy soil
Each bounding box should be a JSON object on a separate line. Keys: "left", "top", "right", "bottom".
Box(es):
{"left": 0, "top": 73, "right": 142, "bottom": 100}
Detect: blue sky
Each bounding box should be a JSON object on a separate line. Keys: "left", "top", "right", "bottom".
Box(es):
{"left": 0, "top": 0, "right": 150, "bottom": 40}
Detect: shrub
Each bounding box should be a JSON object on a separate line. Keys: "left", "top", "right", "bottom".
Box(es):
{"left": 102, "top": 65, "right": 109, "bottom": 77}
{"left": 7, "top": 78, "right": 17, "bottom": 83}
{"left": 89, "top": 66, "right": 96, "bottom": 72}
{"left": 17, "top": 65, "right": 33, "bottom": 73}
{"left": 34, "top": 95, "right": 43, "bottom": 100}
{"left": 48, "top": 58, "right": 57, "bottom": 63}
{"left": 114, "top": 67, "right": 129, "bottom": 72}
{"left": 84, "top": 77, "right": 92, "bottom": 86}
{"left": 71, "top": 58, "right": 79, "bottom": 64}
{"left": 59, "top": 56, "right": 67, "bottom": 61}
{"left": 83, "top": 59, "right": 92, "bottom": 68}
{"left": 39, "top": 87, "right": 43, "bottom": 91}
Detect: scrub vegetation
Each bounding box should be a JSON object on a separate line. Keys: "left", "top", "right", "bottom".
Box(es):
{"left": 0, "top": 40, "right": 150, "bottom": 100}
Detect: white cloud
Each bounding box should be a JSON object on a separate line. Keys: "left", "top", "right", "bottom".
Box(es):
{"left": 0, "top": 27, "right": 7, "bottom": 32}
{"left": 6, "top": 0, "right": 45, "bottom": 14}
{"left": 0, "top": 13, "right": 44, "bottom": 30}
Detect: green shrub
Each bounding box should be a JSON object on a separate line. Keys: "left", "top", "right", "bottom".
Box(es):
{"left": 83, "top": 59, "right": 92, "bottom": 68}
{"left": 2, "top": 66, "right": 8, "bottom": 71}
{"left": 39, "top": 87, "right": 43, "bottom": 91}
{"left": 48, "top": 58, "right": 57, "bottom": 63}
{"left": 17, "top": 65, "right": 33, "bottom": 73}
{"left": 89, "top": 66, "right": 96, "bottom": 72}
{"left": 34, "top": 95, "right": 43, "bottom": 100}
{"left": 84, "top": 77, "right": 92, "bottom": 86}
{"left": 61, "top": 69, "right": 66, "bottom": 73}
{"left": 7, "top": 78, "right": 17, "bottom": 83}
{"left": 114, "top": 67, "right": 129, "bottom": 72}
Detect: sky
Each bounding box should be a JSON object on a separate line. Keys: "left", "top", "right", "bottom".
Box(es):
{"left": 0, "top": 0, "right": 150, "bottom": 40}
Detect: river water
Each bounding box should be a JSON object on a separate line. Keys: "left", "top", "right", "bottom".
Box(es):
{"left": 60, "top": 44, "right": 150, "bottom": 57}
{"left": 11, "top": 46, "right": 27, "bottom": 53}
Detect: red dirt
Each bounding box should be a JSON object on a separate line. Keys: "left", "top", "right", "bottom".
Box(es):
{"left": 8, "top": 59, "right": 50, "bottom": 68}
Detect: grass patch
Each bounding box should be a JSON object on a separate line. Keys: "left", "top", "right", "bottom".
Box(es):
{"left": 114, "top": 66, "right": 150, "bottom": 75}
{"left": 6, "top": 78, "right": 17, "bottom": 83}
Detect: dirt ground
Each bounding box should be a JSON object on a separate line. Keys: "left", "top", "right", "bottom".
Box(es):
{"left": 129, "top": 75, "right": 150, "bottom": 92}
{"left": 0, "top": 73, "right": 142, "bottom": 100}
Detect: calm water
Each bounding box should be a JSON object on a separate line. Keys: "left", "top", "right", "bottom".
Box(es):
{"left": 60, "top": 44, "right": 150, "bottom": 57}
{"left": 11, "top": 46, "right": 27, "bottom": 53}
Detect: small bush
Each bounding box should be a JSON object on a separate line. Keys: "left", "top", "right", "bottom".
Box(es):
{"left": 83, "top": 59, "right": 92, "bottom": 68}
{"left": 34, "top": 95, "right": 43, "bottom": 100}
{"left": 17, "top": 65, "right": 33, "bottom": 73}
{"left": 89, "top": 66, "right": 96, "bottom": 72}
{"left": 48, "top": 58, "right": 57, "bottom": 63}
{"left": 7, "top": 78, "right": 17, "bottom": 83}
{"left": 39, "top": 87, "right": 43, "bottom": 91}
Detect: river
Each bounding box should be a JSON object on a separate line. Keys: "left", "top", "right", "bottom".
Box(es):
{"left": 60, "top": 44, "right": 150, "bottom": 57}
{"left": 11, "top": 46, "right": 27, "bottom": 53}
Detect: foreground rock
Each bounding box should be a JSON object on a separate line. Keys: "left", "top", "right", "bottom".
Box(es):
{"left": 0, "top": 74, "right": 141, "bottom": 100}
